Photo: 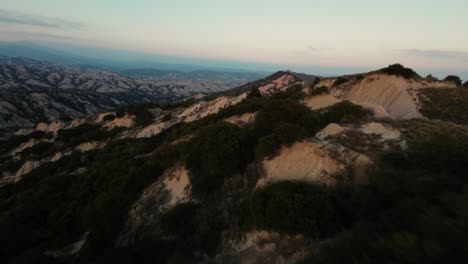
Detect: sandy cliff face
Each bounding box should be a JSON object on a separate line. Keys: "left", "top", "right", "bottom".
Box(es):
{"left": 329, "top": 74, "right": 456, "bottom": 120}
{"left": 258, "top": 74, "right": 299, "bottom": 95}
{"left": 118, "top": 166, "right": 192, "bottom": 246}
{"left": 259, "top": 140, "right": 373, "bottom": 187}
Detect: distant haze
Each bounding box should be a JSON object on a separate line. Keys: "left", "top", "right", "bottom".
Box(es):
{"left": 0, "top": 1, "right": 467, "bottom": 79}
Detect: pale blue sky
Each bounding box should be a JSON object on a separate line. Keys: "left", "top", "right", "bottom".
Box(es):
{"left": 1, "top": 0, "right": 468, "bottom": 74}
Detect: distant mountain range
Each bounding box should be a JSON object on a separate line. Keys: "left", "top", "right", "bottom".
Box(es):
{"left": 0, "top": 41, "right": 271, "bottom": 73}
{"left": 0, "top": 56, "right": 265, "bottom": 128}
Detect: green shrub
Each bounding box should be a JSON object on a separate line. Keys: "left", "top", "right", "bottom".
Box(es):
{"left": 58, "top": 113, "right": 72, "bottom": 122}
{"left": 103, "top": 114, "right": 116, "bottom": 122}
{"left": 378, "top": 64, "right": 418, "bottom": 79}
{"left": 270, "top": 84, "right": 305, "bottom": 100}
{"left": 149, "top": 142, "right": 187, "bottom": 169}
{"left": 57, "top": 124, "right": 122, "bottom": 146}
{"left": 403, "top": 119, "right": 468, "bottom": 174}
{"left": 247, "top": 87, "right": 262, "bottom": 98}
{"left": 19, "top": 141, "right": 56, "bottom": 159}
{"left": 333, "top": 77, "right": 348, "bottom": 86}
{"left": 250, "top": 181, "right": 342, "bottom": 237}
{"left": 319, "top": 101, "right": 369, "bottom": 124}
{"left": 313, "top": 77, "right": 321, "bottom": 86}
{"left": 356, "top": 74, "right": 364, "bottom": 81}
{"left": 255, "top": 122, "right": 307, "bottom": 159}
{"left": 444, "top": 75, "right": 462, "bottom": 86}
{"left": 0, "top": 135, "right": 29, "bottom": 154}
{"left": 308, "top": 86, "right": 330, "bottom": 96}
{"left": 162, "top": 203, "right": 199, "bottom": 238}
{"left": 161, "top": 202, "right": 224, "bottom": 255}
{"left": 186, "top": 123, "right": 245, "bottom": 197}
{"left": 254, "top": 99, "right": 321, "bottom": 136}
{"left": 419, "top": 88, "right": 468, "bottom": 125}
{"left": 463, "top": 81, "right": 468, "bottom": 88}
{"left": 161, "top": 113, "right": 172, "bottom": 122}
{"left": 127, "top": 107, "right": 154, "bottom": 127}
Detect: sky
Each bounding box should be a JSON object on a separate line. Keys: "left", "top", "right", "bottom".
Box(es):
{"left": 1, "top": 0, "right": 468, "bottom": 76}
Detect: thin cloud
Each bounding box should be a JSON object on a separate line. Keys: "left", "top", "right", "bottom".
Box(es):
{"left": 0, "top": 9, "right": 83, "bottom": 29}
{"left": 401, "top": 49, "right": 468, "bottom": 61}
{"left": 0, "top": 31, "right": 80, "bottom": 41}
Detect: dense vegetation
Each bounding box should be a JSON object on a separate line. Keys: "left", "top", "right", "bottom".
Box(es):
{"left": 333, "top": 77, "right": 349, "bottom": 86}
{"left": 419, "top": 88, "right": 468, "bottom": 125}
{"left": 1, "top": 80, "right": 468, "bottom": 263}
{"left": 308, "top": 86, "right": 330, "bottom": 96}
{"left": 444, "top": 75, "right": 462, "bottom": 86}
{"left": 56, "top": 124, "right": 124, "bottom": 146}
{"left": 250, "top": 182, "right": 343, "bottom": 238}
{"left": 378, "top": 63, "right": 419, "bottom": 79}
{"left": 299, "top": 119, "right": 468, "bottom": 263}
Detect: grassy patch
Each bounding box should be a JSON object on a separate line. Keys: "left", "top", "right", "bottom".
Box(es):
{"left": 419, "top": 88, "right": 468, "bottom": 125}
{"left": 249, "top": 181, "right": 344, "bottom": 237}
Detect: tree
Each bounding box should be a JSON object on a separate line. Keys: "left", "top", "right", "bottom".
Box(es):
{"left": 378, "top": 64, "right": 418, "bottom": 79}
{"left": 186, "top": 123, "right": 245, "bottom": 197}
{"left": 444, "top": 75, "right": 462, "bottom": 86}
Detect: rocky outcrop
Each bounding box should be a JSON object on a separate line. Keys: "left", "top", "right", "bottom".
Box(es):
{"left": 302, "top": 94, "right": 342, "bottom": 110}
{"left": 258, "top": 74, "right": 298, "bottom": 95}
{"left": 259, "top": 140, "right": 373, "bottom": 187}
{"left": 118, "top": 166, "right": 192, "bottom": 246}
{"left": 224, "top": 112, "right": 257, "bottom": 127}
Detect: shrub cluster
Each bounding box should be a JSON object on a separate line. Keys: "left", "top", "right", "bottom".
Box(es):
{"left": 56, "top": 124, "right": 123, "bottom": 146}
{"left": 186, "top": 123, "right": 246, "bottom": 197}
{"left": 378, "top": 63, "right": 418, "bottom": 79}
{"left": 102, "top": 114, "right": 116, "bottom": 122}
{"left": 308, "top": 86, "right": 330, "bottom": 96}
{"left": 333, "top": 77, "right": 349, "bottom": 86}
{"left": 301, "top": 119, "right": 468, "bottom": 263}
{"left": 444, "top": 75, "right": 462, "bottom": 86}
{"left": 419, "top": 88, "right": 468, "bottom": 125}
{"left": 250, "top": 182, "right": 343, "bottom": 237}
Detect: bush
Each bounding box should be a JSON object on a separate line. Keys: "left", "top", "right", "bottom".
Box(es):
{"left": 103, "top": 114, "right": 116, "bottom": 122}
{"left": 250, "top": 181, "right": 342, "bottom": 237}
{"left": 161, "top": 202, "right": 224, "bottom": 254}
{"left": 247, "top": 87, "right": 262, "bottom": 98}
{"left": 463, "top": 81, "right": 468, "bottom": 88}
{"left": 161, "top": 113, "right": 172, "bottom": 122}
{"left": 19, "top": 142, "right": 56, "bottom": 159}
{"left": 319, "top": 101, "right": 369, "bottom": 124}
{"left": 356, "top": 74, "right": 364, "bottom": 81}
{"left": 57, "top": 124, "right": 122, "bottom": 146}
{"left": 333, "top": 77, "right": 348, "bottom": 86}
{"left": 126, "top": 107, "right": 154, "bottom": 127}
{"left": 149, "top": 142, "right": 187, "bottom": 169}
{"left": 378, "top": 64, "right": 418, "bottom": 79}
{"left": 308, "top": 86, "right": 330, "bottom": 96}
{"left": 312, "top": 77, "right": 321, "bottom": 86}
{"left": 162, "top": 203, "right": 199, "bottom": 239}
{"left": 58, "top": 113, "right": 72, "bottom": 122}
{"left": 255, "top": 122, "right": 307, "bottom": 159}
{"left": 419, "top": 88, "right": 468, "bottom": 125}
{"left": 271, "top": 84, "right": 305, "bottom": 100}
{"left": 0, "top": 135, "right": 29, "bottom": 154}
{"left": 444, "top": 75, "right": 462, "bottom": 86}
{"left": 186, "top": 123, "right": 245, "bottom": 197}
{"left": 254, "top": 99, "right": 321, "bottom": 136}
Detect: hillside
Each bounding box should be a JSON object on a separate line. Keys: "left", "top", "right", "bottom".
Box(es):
{"left": 0, "top": 56, "right": 262, "bottom": 128}
{"left": 1, "top": 64, "right": 468, "bottom": 263}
